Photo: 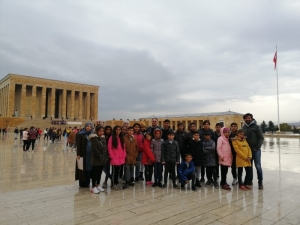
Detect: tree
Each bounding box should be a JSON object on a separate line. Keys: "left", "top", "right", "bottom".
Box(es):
{"left": 260, "top": 121, "right": 267, "bottom": 133}
{"left": 280, "top": 123, "right": 292, "bottom": 132}
{"left": 268, "top": 121, "right": 275, "bottom": 132}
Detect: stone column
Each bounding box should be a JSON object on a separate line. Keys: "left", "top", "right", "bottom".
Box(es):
{"left": 41, "top": 86, "right": 46, "bottom": 118}
{"left": 20, "top": 85, "right": 26, "bottom": 117}
{"left": 62, "top": 89, "right": 66, "bottom": 119}
{"left": 31, "top": 85, "right": 36, "bottom": 118}
{"left": 94, "top": 92, "right": 98, "bottom": 120}
{"left": 86, "top": 92, "right": 90, "bottom": 120}
{"left": 8, "top": 83, "right": 15, "bottom": 117}
{"left": 70, "top": 90, "right": 75, "bottom": 120}
{"left": 50, "top": 88, "right": 55, "bottom": 118}
{"left": 196, "top": 120, "right": 199, "bottom": 130}
{"left": 78, "top": 91, "right": 83, "bottom": 119}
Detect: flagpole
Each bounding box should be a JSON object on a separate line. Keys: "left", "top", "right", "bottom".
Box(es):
{"left": 276, "top": 45, "right": 280, "bottom": 132}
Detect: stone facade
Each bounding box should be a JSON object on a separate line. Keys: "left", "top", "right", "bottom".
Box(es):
{"left": 139, "top": 111, "right": 245, "bottom": 130}
{"left": 0, "top": 74, "right": 99, "bottom": 120}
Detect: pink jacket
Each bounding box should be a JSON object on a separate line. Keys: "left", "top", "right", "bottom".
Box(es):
{"left": 108, "top": 136, "right": 126, "bottom": 166}
{"left": 133, "top": 132, "right": 144, "bottom": 152}
{"left": 217, "top": 127, "right": 232, "bottom": 166}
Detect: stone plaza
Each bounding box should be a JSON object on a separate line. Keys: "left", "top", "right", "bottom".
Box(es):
{"left": 0, "top": 134, "right": 299, "bottom": 225}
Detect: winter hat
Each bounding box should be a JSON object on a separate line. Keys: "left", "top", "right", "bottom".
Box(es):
{"left": 223, "top": 127, "right": 230, "bottom": 133}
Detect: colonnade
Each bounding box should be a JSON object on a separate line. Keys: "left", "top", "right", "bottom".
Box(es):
{"left": 0, "top": 83, "right": 98, "bottom": 120}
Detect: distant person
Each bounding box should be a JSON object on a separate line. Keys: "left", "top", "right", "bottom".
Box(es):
{"left": 14, "top": 127, "right": 19, "bottom": 140}
{"left": 27, "top": 126, "right": 37, "bottom": 151}
{"left": 19, "top": 127, "right": 23, "bottom": 139}
{"left": 44, "top": 128, "right": 49, "bottom": 140}
{"left": 242, "top": 113, "right": 264, "bottom": 190}
{"left": 22, "top": 128, "right": 29, "bottom": 151}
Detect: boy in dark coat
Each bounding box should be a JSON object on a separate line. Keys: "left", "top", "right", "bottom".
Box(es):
{"left": 187, "top": 131, "right": 202, "bottom": 187}
{"left": 178, "top": 153, "right": 197, "bottom": 191}
{"left": 161, "top": 130, "right": 180, "bottom": 189}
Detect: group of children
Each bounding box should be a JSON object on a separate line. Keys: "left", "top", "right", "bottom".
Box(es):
{"left": 75, "top": 120, "right": 253, "bottom": 194}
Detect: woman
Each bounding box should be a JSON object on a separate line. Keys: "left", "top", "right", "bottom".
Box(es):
{"left": 90, "top": 126, "right": 108, "bottom": 194}
{"left": 22, "top": 128, "right": 29, "bottom": 151}
{"left": 103, "top": 125, "right": 112, "bottom": 188}
{"left": 75, "top": 122, "right": 94, "bottom": 188}
{"left": 27, "top": 126, "right": 37, "bottom": 151}
{"left": 107, "top": 125, "right": 126, "bottom": 191}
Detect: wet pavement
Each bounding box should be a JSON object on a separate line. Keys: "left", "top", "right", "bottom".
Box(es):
{"left": 0, "top": 134, "right": 299, "bottom": 225}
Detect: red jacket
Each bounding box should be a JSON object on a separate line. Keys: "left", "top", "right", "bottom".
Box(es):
{"left": 142, "top": 139, "right": 155, "bottom": 165}
{"left": 133, "top": 132, "right": 144, "bottom": 152}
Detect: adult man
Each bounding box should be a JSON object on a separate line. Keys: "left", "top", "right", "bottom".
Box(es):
{"left": 146, "top": 117, "right": 161, "bottom": 138}
{"left": 242, "top": 113, "right": 264, "bottom": 190}
{"left": 161, "top": 119, "right": 172, "bottom": 141}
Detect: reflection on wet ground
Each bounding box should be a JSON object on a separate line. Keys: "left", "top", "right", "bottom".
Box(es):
{"left": 0, "top": 134, "right": 299, "bottom": 224}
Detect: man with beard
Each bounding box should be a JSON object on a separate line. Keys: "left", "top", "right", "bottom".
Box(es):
{"left": 242, "top": 113, "right": 264, "bottom": 190}
{"left": 146, "top": 117, "right": 161, "bottom": 138}
{"left": 161, "top": 119, "right": 172, "bottom": 141}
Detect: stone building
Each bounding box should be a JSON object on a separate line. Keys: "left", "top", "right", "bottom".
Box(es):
{"left": 139, "top": 111, "right": 245, "bottom": 130}
{"left": 0, "top": 73, "right": 99, "bottom": 120}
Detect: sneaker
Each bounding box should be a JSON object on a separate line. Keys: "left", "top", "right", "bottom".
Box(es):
{"left": 192, "top": 185, "right": 197, "bottom": 191}
{"left": 91, "top": 187, "right": 100, "bottom": 194}
{"left": 158, "top": 182, "right": 163, "bottom": 187}
{"left": 245, "top": 185, "right": 252, "bottom": 190}
{"left": 200, "top": 178, "right": 205, "bottom": 182}
{"left": 145, "top": 181, "right": 151, "bottom": 186}
{"left": 205, "top": 180, "right": 212, "bottom": 187}
{"left": 117, "top": 184, "right": 123, "bottom": 190}
{"left": 173, "top": 184, "right": 178, "bottom": 189}
{"left": 162, "top": 184, "right": 167, "bottom": 189}
{"left": 221, "top": 184, "right": 231, "bottom": 190}
{"left": 152, "top": 182, "right": 157, "bottom": 187}
{"left": 97, "top": 186, "right": 105, "bottom": 192}
{"left": 259, "top": 183, "right": 264, "bottom": 190}
{"left": 232, "top": 179, "right": 238, "bottom": 185}
{"left": 102, "top": 181, "right": 107, "bottom": 188}
{"left": 196, "top": 179, "right": 201, "bottom": 187}
{"left": 239, "top": 185, "right": 248, "bottom": 191}
{"left": 119, "top": 178, "right": 125, "bottom": 184}
{"left": 129, "top": 182, "right": 135, "bottom": 186}
{"left": 112, "top": 185, "right": 120, "bottom": 191}
{"left": 213, "top": 182, "right": 219, "bottom": 189}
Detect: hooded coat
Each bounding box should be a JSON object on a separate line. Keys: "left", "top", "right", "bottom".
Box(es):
{"left": 90, "top": 134, "right": 108, "bottom": 166}
{"left": 142, "top": 139, "right": 155, "bottom": 164}
{"left": 232, "top": 137, "right": 252, "bottom": 167}
{"left": 161, "top": 139, "right": 180, "bottom": 163}
{"left": 217, "top": 127, "right": 232, "bottom": 166}
{"left": 178, "top": 160, "right": 195, "bottom": 183}
{"left": 133, "top": 131, "right": 144, "bottom": 152}
{"left": 124, "top": 134, "right": 138, "bottom": 164}
{"left": 151, "top": 128, "right": 164, "bottom": 163}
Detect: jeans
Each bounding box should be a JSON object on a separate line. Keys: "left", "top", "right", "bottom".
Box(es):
{"left": 124, "top": 164, "right": 134, "bottom": 182}
{"left": 144, "top": 165, "right": 153, "bottom": 182}
{"left": 111, "top": 165, "right": 121, "bottom": 186}
{"left": 153, "top": 162, "right": 163, "bottom": 183}
{"left": 250, "top": 149, "right": 263, "bottom": 184}
{"left": 164, "top": 162, "right": 176, "bottom": 184}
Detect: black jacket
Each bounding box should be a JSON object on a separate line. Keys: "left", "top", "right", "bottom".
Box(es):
{"left": 90, "top": 134, "right": 108, "bottom": 166}
{"left": 242, "top": 120, "right": 264, "bottom": 150}
{"left": 202, "top": 139, "right": 216, "bottom": 167}
{"left": 199, "top": 128, "right": 215, "bottom": 141}
{"left": 174, "top": 130, "right": 187, "bottom": 154}
{"left": 161, "top": 140, "right": 180, "bottom": 163}
{"left": 187, "top": 139, "right": 203, "bottom": 167}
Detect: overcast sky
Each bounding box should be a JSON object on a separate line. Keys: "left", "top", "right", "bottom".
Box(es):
{"left": 1, "top": 0, "right": 299, "bottom": 124}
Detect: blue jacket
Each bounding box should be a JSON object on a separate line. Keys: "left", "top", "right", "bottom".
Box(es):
{"left": 178, "top": 160, "right": 195, "bottom": 183}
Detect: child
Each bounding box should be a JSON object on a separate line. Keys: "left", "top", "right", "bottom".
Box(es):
{"left": 161, "top": 130, "right": 180, "bottom": 189}
{"left": 90, "top": 126, "right": 108, "bottom": 194}
{"left": 232, "top": 129, "right": 252, "bottom": 191}
{"left": 151, "top": 128, "right": 164, "bottom": 187}
{"left": 187, "top": 131, "right": 202, "bottom": 187}
{"left": 202, "top": 132, "right": 219, "bottom": 189}
{"left": 123, "top": 127, "right": 138, "bottom": 189}
{"left": 107, "top": 125, "right": 126, "bottom": 191}
{"left": 102, "top": 125, "right": 112, "bottom": 188}
{"left": 142, "top": 132, "right": 156, "bottom": 185}
{"left": 178, "top": 153, "right": 197, "bottom": 191}
{"left": 217, "top": 127, "right": 233, "bottom": 190}
{"left": 133, "top": 123, "right": 144, "bottom": 182}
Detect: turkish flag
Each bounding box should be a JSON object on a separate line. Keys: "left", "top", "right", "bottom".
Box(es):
{"left": 273, "top": 51, "right": 277, "bottom": 70}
